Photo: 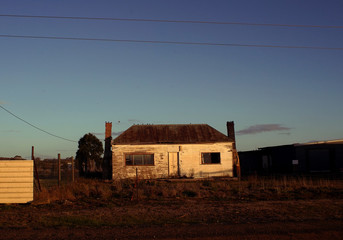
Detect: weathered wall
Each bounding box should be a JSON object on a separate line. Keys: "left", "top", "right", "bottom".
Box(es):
{"left": 112, "top": 142, "right": 233, "bottom": 179}
{"left": 0, "top": 160, "right": 33, "bottom": 203}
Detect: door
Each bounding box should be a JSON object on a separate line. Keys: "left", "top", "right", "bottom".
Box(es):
{"left": 168, "top": 152, "right": 179, "bottom": 177}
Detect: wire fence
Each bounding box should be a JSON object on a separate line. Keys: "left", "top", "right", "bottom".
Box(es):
{"left": 34, "top": 158, "right": 79, "bottom": 187}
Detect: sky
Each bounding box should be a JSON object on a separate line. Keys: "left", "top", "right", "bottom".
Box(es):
{"left": 1, "top": 0, "right": 343, "bottom": 159}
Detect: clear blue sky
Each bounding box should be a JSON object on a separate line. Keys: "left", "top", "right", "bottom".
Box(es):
{"left": 1, "top": 0, "right": 342, "bottom": 159}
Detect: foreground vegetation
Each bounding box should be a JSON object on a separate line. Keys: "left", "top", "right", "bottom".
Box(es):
{"left": 35, "top": 176, "right": 343, "bottom": 204}
{"left": 1, "top": 176, "right": 342, "bottom": 239}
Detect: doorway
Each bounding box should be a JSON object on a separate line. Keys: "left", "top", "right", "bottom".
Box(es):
{"left": 168, "top": 152, "right": 179, "bottom": 177}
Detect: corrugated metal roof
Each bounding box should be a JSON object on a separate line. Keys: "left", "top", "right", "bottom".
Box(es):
{"left": 295, "top": 139, "right": 343, "bottom": 146}
{"left": 113, "top": 124, "right": 232, "bottom": 145}
{"left": 256, "top": 139, "right": 343, "bottom": 150}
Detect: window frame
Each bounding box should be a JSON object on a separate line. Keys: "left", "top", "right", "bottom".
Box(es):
{"left": 201, "top": 152, "right": 221, "bottom": 165}
{"left": 125, "top": 153, "right": 155, "bottom": 166}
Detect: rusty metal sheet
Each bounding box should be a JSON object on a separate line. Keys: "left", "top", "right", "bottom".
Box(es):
{"left": 113, "top": 124, "right": 233, "bottom": 145}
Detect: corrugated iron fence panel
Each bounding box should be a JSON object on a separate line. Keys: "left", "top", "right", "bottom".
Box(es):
{"left": 0, "top": 160, "right": 33, "bottom": 203}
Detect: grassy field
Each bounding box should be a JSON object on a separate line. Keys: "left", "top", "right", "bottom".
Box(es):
{"left": 1, "top": 176, "right": 342, "bottom": 239}
{"left": 35, "top": 175, "right": 343, "bottom": 204}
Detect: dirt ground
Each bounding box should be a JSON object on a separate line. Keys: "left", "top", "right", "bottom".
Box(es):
{"left": 1, "top": 198, "right": 342, "bottom": 240}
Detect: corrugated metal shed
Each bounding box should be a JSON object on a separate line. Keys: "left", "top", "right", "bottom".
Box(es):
{"left": 0, "top": 160, "right": 33, "bottom": 204}
{"left": 295, "top": 139, "right": 343, "bottom": 146}
{"left": 113, "top": 124, "right": 232, "bottom": 145}
{"left": 239, "top": 139, "right": 343, "bottom": 175}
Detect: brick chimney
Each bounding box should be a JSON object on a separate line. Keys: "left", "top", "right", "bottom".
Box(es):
{"left": 103, "top": 122, "right": 112, "bottom": 180}
{"left": 226, "top": 121, "right": 236, "bottom": 142}
{"left": 105, "top": 122, "right": 112, "bottom": 139}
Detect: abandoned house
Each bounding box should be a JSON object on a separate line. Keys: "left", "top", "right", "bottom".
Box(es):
{"left": 104, "top": 122, "right": 237, "bottom": 179}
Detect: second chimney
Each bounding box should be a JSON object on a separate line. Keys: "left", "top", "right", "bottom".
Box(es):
{"left": 226, "top": 121, "right": 236, "bottom": 142}
{"left": 105, "top": 122, "right": 112, "bottom": 139}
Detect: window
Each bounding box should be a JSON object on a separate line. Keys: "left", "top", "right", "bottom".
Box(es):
{"left": 125, "top": 154, "right": 154, "bottom": 166}
{"left": 201, "top": 153, "right": 221, "bottom": 164}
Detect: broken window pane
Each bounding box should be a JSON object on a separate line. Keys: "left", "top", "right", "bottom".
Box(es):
{"left": 201, "top": 153, "right": 221, "bottom": 164}
{"left": 125, "top": 155, "right": 133, "bottom": 165}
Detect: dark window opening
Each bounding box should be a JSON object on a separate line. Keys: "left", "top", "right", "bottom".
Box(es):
{"left": 125, "top": 154, "right": 154, "bottom": 166}
{"left": 201, "top": 153, "right": 221, "bottom": 164}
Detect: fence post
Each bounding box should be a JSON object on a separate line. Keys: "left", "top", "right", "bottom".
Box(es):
{"left": 32, "top": 146, "right": 41, "bottom": 191}
{"left": 71, "top": 156, "right": 75, "bottom": 182}
{"left": 58, "top": 153, "right": 61, "bottom": 187}
{"left": 136, "top": 168, "right": 139, "bottom": 202}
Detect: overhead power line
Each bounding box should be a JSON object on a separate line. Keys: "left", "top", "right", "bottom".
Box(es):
{"left": 0, "top": 34, "right": 342, "bottom": 50}
{"left": 0, "top": 104, "right": 77, "bottom": 143}
{"left": 0, "top": 14, "right": 342, "bottom": 29}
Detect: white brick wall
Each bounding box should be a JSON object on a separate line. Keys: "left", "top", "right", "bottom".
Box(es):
{"left": 112, "top": 143, "right": 233, "bottom": 179}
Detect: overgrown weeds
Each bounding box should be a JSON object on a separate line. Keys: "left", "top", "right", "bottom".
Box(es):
{"left": 39, "top": 215, "right": 109, "bottom": 227}
{"left": 34, "top": 176, "right": 343, "bottom": 205}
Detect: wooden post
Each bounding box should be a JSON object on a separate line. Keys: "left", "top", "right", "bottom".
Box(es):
{"left": 71, "top": 156, "right": 75, "bottom": 182}
{"left": 232, "top": 148, "right": 241, "bottom": 179}
{"left": 136, "top": 168, "right": 139, "bottom": 202}
{"left": 32, "top": 146, "right": 41, "bottom": 191}
{"left": 58, "top": 153, "right": 61, "bottom": 187}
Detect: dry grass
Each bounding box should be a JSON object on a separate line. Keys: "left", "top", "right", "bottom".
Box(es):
{"left": 34, "top": 176, "right": 343, "bottom": 204}
{"left": 6, "top": 176, "right": 342, "bottom": 239}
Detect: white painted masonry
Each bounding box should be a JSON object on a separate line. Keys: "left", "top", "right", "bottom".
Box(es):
{"left": 112, "top": 142, "right": 234, "bottom": 179}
